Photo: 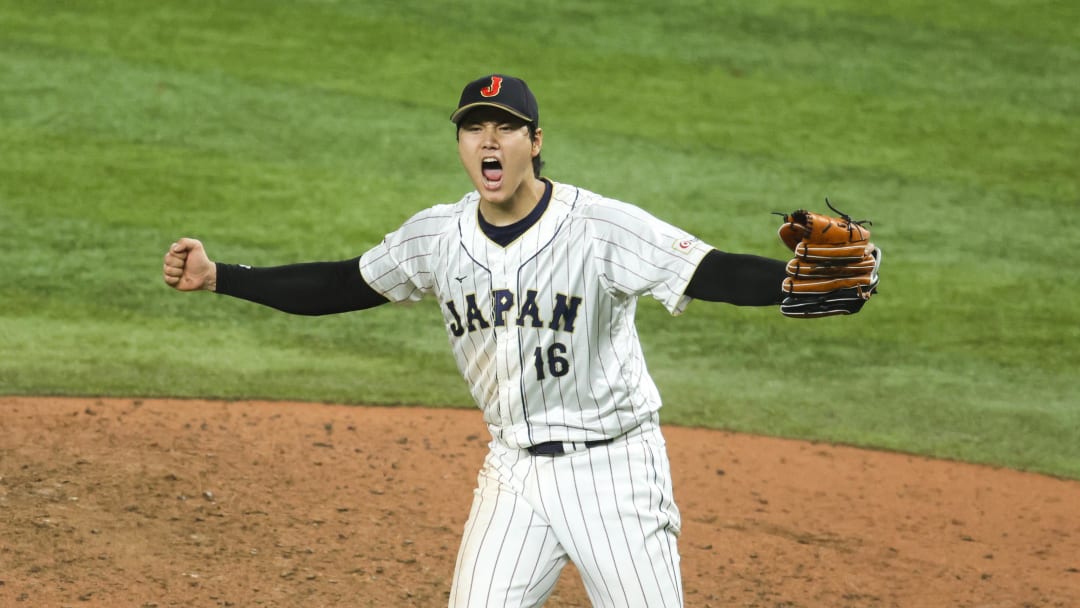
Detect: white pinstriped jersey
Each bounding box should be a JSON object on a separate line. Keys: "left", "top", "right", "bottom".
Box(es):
{"left": 359, "top": 180, "right": 711, "bottom": 449}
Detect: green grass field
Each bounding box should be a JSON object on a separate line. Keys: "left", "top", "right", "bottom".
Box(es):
{"left": 2, "top": 0, "right": 1077, "bottom": 478}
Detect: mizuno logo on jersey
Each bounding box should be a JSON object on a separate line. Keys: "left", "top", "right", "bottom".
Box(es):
{"left": 444, "top": 289, "right": 583, "bottom": 337}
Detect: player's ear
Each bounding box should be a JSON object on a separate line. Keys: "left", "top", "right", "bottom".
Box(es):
{"left": 531, "top": 127, "right": 543, "bottom": 157}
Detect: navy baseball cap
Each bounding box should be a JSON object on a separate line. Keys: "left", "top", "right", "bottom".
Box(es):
{"left": 450, "top": 74, "right": 539, "bottom": 125}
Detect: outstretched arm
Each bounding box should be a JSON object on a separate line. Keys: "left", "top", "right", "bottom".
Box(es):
{"left": 162, "top": 238, "right": 388, "bottom": 315}
{"left": 684, "top": 249, "right": 786, "bottom": 306}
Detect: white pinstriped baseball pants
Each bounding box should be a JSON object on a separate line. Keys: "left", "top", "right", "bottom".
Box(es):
{"left": 448, "top": 421, "right": 683, "bottom": 607}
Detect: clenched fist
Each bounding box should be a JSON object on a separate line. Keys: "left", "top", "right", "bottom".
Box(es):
{"left": 163, "top": 237, "right": 217, "bottom": 292}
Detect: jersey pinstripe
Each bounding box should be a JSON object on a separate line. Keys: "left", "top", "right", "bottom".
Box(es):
{"left": 359, "top": 181, "right": 710, "bottom": 449}
{"left": 449, "top": 421, "right": 683, "bottom": 607}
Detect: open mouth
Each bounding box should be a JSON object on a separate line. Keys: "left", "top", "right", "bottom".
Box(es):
{"left": 481, "top": 158, "right": 503, "bottom": 187}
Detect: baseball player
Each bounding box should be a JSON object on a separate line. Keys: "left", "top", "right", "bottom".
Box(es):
{"left": 163, "top": 74, "right": 849, "bottom": 607}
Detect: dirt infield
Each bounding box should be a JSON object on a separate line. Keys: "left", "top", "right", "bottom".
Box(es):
{"left": 1, "top": 397, "right": 1077, "bottom": 607}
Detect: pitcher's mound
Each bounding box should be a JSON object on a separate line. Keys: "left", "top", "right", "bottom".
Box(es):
{"left": 1, "top": 397, "right": 1077, "bottom": 606}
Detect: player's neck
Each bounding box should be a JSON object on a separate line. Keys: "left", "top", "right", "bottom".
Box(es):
{"left": 478, "top": 177, "right": 547, "bottom": 227}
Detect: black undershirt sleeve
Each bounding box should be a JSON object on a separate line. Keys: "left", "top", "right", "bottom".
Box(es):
{"left": 213, "top": 250, "right": 779, "bottom": 313}
{"left": 685, "top": 249, "right": 787, "bottom": 306}
{"left": 214, "top": 257, "right": 389, "bottom": 316}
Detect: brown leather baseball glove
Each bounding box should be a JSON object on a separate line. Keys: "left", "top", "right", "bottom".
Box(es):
{"left": 776, "top": 199, "right": 881, "bottom": 318}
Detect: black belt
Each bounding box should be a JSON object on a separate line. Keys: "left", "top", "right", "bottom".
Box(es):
{"left": 527, "top": 438, "right": 615, "bottom": 456}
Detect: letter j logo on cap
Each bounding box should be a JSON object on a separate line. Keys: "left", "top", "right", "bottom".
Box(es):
{"left": 480, "top": 76, "right": 503, "bottom": 97}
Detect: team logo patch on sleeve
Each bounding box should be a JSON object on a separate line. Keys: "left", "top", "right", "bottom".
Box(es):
{"left": 672, "top": 237, "right": 698, "bottom": 254}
